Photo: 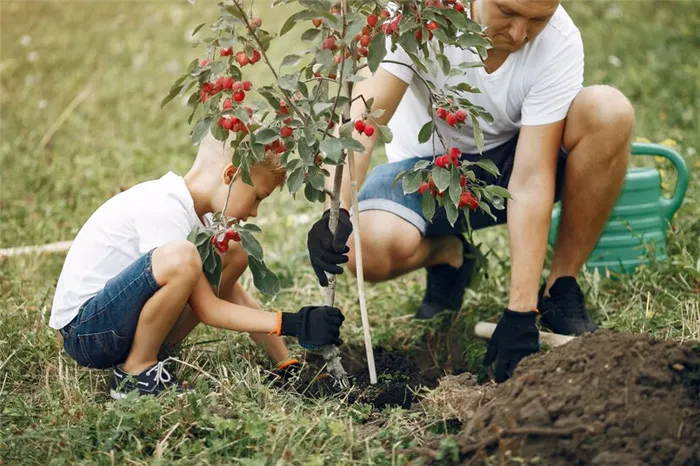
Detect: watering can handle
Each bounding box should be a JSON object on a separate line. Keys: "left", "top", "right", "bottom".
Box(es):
{"left": 631, "top": 143, "right": 689, "bottom": 221}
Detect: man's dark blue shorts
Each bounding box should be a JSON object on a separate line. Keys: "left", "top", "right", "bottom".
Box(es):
{"left": 357, "top": 134, "right": 568, "bottom": 237}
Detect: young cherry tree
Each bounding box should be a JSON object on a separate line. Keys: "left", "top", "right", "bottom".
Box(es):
{"left": 163, "top": 0, "right": 506, "bottom": 386}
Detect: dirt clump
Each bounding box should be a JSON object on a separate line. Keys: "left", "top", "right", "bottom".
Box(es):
{"left": 420, "top": 373, "right": 497, "bottom": 423}
{"left": 418, "top": 330, "right": 700, "bottom": 465}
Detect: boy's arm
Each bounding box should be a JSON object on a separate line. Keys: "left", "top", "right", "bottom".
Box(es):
{"left": 229, "top": 281, "right": 289, "bottom": 364}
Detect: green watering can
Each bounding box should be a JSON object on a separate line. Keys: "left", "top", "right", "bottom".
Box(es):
{"left": 549, "top": 143, "right": 689, "bottom": 274}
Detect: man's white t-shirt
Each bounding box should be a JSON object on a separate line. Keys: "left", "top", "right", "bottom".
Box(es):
{"left": 381, "top": 5, "right": 584, "bottom": 163}
{"left": 49, "top": 172, "right": 202, "bottom": 329}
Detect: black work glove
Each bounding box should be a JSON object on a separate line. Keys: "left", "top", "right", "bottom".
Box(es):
{"left": 483, "top": 309, "right": 540, "bottom": 383}
{"left": 281, "top": 306, "right": 345, "bottom": 350}
{"left": 269, "top": 358, "right": 302, "bottom": 384}
{"left": 307, "top": 208, "right": 353, "bottom": 287}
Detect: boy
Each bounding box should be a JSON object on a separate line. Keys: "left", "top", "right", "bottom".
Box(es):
{"left": 50, "top": 133, "right": 344, "bottom": 399}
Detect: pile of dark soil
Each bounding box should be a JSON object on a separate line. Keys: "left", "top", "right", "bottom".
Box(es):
{"left": 419, "top": 330, "right": 700, "bottom": 465}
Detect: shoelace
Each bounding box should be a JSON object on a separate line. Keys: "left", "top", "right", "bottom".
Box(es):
{"left": 145, "top": 360, "right": 174, "bottom": 386}
{"left": 554, "top": 285, "right": 587, "bottom": 319}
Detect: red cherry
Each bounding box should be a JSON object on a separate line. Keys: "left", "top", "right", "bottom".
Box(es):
{"left": 280, "top": 126, "right": 293, "bottom": 138}
{"left": 354, "top": 119, "right": 366, "bottom": 133}
{"left": 233, "top": 91, "right": 245, "bottom": 102}
{"left": 222, "top": 77, "right": 234, "bottom": 90}
{"left": 436, "top": 107, "right": 447, "bottom": 119}
{"left": 232, "top": 81, "right": 244, "bottom": 92}
{"left": 455, "top": 1, "right": 465, "bottom": 12}
{"left": 223, "top": 98, "right": 233, "bottom": 110}
{"left": 201, "top": 82, "right": 214, "bottom": 94}
{"left": 459, "top": 191, "right": 479, "bottom": 210}
{"left": 363, "top": 124, "right": 375, "bottom": 137}
{"left": 360, "top": 35, "right": 371, "bottom": 47}
{"left": 251, "top": 49, "right": 261, "bottom": 63}
{"left": 449, "top": 147, "right": 461, "bottom": 159}
{"left": 435, "top": 155, "right": 449, "bottom": 168}
{"left": 236, "top": 51, "right": 249, "bottom": 67}
{"left": 381, "top": 23, "right": 391, "bottom": 35}
{"left": 222, "top": 118, "right": 234, "bottom": 130}
{"left": 460, "top": 175, "right": 467, "bottom": 187}
{"left": 381, "top": 9, "right": 390, "bottom": 18}
{"left": 274, "top": 141, "right": 286, "bottom": 154}
{"left": 391, "top": 15, "right": 401, "bottom": 33}
{"left": 199, "top": 59, "right": 211, "bottom": 67}
{"left": 367, "top": 14, "right": 378, "bottom": 27}
{"left": 200, "top": 91, "right": 209, "bottom": 103}
{"left": 315, "top": 155, "right": 323, "bottom": 165}
{"left": 360, "top": 47, "right": 369, "bottom": 57}
{"left": 445, "top": 113, "right": 457, "bottom": 126}
{"left": 455, "top": 109, "right": 467, "bottom": 122}
{"left": 322, "top": 36, "right": 337, "bottom": 51}
{"left": 426, "top": 21, "right": 438, "bottom": 31}
{"left": 242, "top": 80, "right": 252, "bottom": 91}
{"left": 354, "top": 32, "right": 362, "bottom": 42}
{"left": 446, "top": 0, "right": 456, "bottom": 5}
{"left": 218, "top": 116, "right": 227, "bottom": 128}
{"left": 312, "top": 18, "right": 323, "bottom": 28}
{"left": 220, "top": 47, "right": 233, "bottom": 57}
{"left": 251, "top": 17, "right": 262, "bottom": 29}
{"left": 279, "top": 101, "right": 289, "bottom": 115}
{"left": 418, "top": 181, "right": 430, "bottom": 194}
{"left": 415, "top": 29, "right": 423, "bottom": 41}
{"left": 224, "top": 229, "right": 241, "bottom": 242}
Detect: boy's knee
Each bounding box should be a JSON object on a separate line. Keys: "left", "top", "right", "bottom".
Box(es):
{"left": 154, "top": 240, "right": 202, "bottom": 283}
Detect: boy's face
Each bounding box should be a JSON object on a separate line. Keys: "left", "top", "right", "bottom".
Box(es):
{"left": 222, "top": 164, "right": 279, "bottom": 221}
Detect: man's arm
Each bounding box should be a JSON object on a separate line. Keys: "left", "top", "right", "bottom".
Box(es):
{"left": 506, "top": 121, "right": 565, "bottom": 311}
{"left": 326, "top": 66, "right": 409, "bottom": 209}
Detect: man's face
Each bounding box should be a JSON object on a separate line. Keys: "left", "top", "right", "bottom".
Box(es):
{"left": 223, "top": 165, "right": 279, "bottom": 222}
{"left": 476, "top": 0, "right": 560, "bottom": 53}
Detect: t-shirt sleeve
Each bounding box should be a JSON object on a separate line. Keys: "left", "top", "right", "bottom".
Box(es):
{"left": 134, "top": 197, "right": 195, "bottom": 254}
{"left": 378, "top": 37, "right": 415, "bottom": 84}
{"left": 521, "top": 34, "right": 584, "bottom": 126}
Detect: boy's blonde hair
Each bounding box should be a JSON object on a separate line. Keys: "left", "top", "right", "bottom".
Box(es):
{"left": 195, "top": 132, "right": 286, "bottom": 186}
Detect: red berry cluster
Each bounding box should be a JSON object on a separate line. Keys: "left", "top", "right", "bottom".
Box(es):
{"left": 379, "top": 10, "right": 400, "bottom": 36}
{"left": 264, "top": 139, "right": 287, "bottom": 154}
{"left": 435, "top": 147, "right": 461, "bottom": 167}
{"left": 351, "top": 13, "right": 384, "bottom": 57}
{"left": 354, "top": 119, "right": 375, "bottom": 137}
{"left": 200, "top": 75, "right": 252, "bottom": 104}
{"left": 425, "top": 0, "right": 466, "bottom": 12}
{"left": 436, "top": 104, "right": 468, "bottom": 127}
{"left": 212, "top": 229, "right": 241, "bottom": 254}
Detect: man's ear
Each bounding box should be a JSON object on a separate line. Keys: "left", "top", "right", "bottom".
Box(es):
{"left": 223, "top": 162, "right": 238, "bottom": 185}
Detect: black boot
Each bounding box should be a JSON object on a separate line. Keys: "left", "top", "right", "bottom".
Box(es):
{"left": 415, "top": 236, "right": 480, "bottom": 320}
{"left": 538, "top": 276, "right": 598, "bottom": 335}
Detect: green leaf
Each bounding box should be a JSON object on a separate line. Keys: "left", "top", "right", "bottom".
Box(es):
{"left": 255, "top": 128, "right": 280, "bottom": 145}
{"left": 192, "top": 22, "right": 207, "bottom": 36}
{"left": 432, "top": 166, "right": 451, "bottom": 192}
{"left": 315, "top": 49, "right": 334, "bottom": 69}
{"left": 346, "top": 74, "right": 366, "bottom": 83}
{"left": 313, "top": 101, "right": 334, "bottom": 114}
{"left": 422, "top": 190, "right": 436, "bottom": 222}
{"left": 477, "top": 200, "right": 497, "bottom": 221}
{"left": 238, "top": 223, "right": 262, "bottom": 233}
{"left": 414, "top": 160, "right": 431, "bottom": 170}
{"left": 418, "top": 121, "right": 434, "bottom": 144}
{"left": 251, "top": 142, "right": 265, "bottom": 161}
{"left": 307, "top": 167, "right": 325, "bottom": 190}
{"left": 298, "top": 141, "right": 314, "bottom": 164}
{"left": 457, "top": 33, "right": 492, "bottom": 49}
{"left": 368, "top": 31, "right": 387, "bottom": 73}
{"left": 407, "top": 52, "right": 429, "bottom": 74}
{"left": 377, "top": 125, "right": 393, "bottom": 144}
{"left": 449, "top": 168, "right": 461, "bottom": 206}
{"left": 437, "top": 54, "right": 451, "bottom": 76}
{"left": 472, "top": 117, "right": 484, "bottom": 154}
{"left": 485, "top": 185, "right": 512, "bottom": 199}
{"left": 301, "top": 28, "right": 322, "bottom": 41}
{"left": 202, "top": 250, "right": 222, "bottom": 287}
{"left": 287, "top": 167, "right": 305, "bottom": 193}
{"left": 439, "top": 7, "right": 469, "bottom": 29}
{"left": 475, "top": 158, "right": 500, "bottom": 177}
{"left": 278, "top": 73, "right": 299, "bottom": 92}
{"left": 210, "top": 120, "right": 228, "bottom": 142}
{"left": 445, "top": 196, "right": 459, "bottom": 227}
{"left": 161, "top": 84, "right": 183, "bottom": 108}
{"left": 192, "top": 117, "right": 212, "bottom": 145}
{"left": 319, "top": 138, "right": 343, "bottom": 163}
{"left": 392, "top": 168, "right": 412, "bottom": 189}
{"left": 280, "top": 10, "right": 311, "bottom": 36}
{"left": 338, "top": 137, "right": 365, "bottom": 153}
{"left": 402, "top": 170, "right": 423, "bottom": 194}
{"left": 248, "top": 256, "right": 280, "bottom": 296}
{"left": 304, "top": 183, "right": 325, "bottom": 203}
{"left": 281, "top": 54, "right": 302, "bottom": 68}
{"left": 239, "top": 231, "right": 263, "bottom": 261}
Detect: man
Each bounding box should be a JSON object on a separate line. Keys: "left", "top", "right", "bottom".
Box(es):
{"left": 307, "top": 0, "right": 634, "bottom": 382}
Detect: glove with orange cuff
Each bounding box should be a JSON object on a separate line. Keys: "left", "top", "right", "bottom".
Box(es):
{"left": 274, "top": 306, "right": 345, "bottom": 350}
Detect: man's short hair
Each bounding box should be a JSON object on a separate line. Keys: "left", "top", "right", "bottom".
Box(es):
{"left": 196, "top": 132, "right": 286, "bottom": 186}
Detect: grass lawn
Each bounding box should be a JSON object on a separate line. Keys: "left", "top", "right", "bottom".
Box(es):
{"left": 1, "top": 1, "right": 699, "bottom": 464}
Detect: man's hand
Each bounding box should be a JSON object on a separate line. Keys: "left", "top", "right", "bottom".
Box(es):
{"left": 483, "top": 309, "right": 540, "bottom": 382}
{"left": 307, "top": 208, "right": 353, "bottom": 287}
{"left": 279, "top": 306, "right": 345, "bottom": 349}
{"left": 270, "top": 358, "right": 302, "bottom": 383}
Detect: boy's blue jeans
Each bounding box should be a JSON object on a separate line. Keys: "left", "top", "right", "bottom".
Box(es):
{"left": 59, "top": 250, "right": 161, "bottom": 369}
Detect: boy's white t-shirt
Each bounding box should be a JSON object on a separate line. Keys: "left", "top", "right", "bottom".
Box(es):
{"left": 381, "top": 5, "right": 584, "bottom": 162}
{"left": 49, "top": 172, "right": 202, "bottom": 330}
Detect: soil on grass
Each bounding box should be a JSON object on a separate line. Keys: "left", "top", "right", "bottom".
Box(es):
{"left": 419, "top": 330, "right": 700, "bottom": 466}
{"left": 298, "top": 342, "right": 472, "bottom": 410}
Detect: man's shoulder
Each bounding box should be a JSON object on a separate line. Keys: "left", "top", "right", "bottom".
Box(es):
{"left": 537, "top": 6, "right": 582, "bottom": 49}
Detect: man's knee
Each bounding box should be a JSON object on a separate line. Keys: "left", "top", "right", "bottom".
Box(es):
{"left": 572, "top": 85, "right": 635, "bottom": 136}
{"left": 347, "top": 211, "right": 421, "bottom": 282}
{"left": 153, "top": 240, "right": 202, "bottom": 284}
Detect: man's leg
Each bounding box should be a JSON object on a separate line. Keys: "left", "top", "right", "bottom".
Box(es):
{"left": 346, "top": 210, "right": 463, "bottom": 282}
{"left": 123, "top": 240, "right": 202, "bottom": 374}
{"left": 546, "top": 85, "right": 634, "bottom": 292}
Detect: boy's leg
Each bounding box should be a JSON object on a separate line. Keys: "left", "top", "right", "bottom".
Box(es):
{"left": 123, "top": 240, "right": 202, "bottom": 374}
{"left": 217, "top": 242, "right": 289, "bottom": 364}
